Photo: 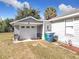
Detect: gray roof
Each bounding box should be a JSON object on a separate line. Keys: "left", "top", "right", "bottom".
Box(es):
{"left": 10, "top": 16, "right": 43, "bottom": 24}
{"left": 19, "top": 18, "right": 43, "bottom": 23}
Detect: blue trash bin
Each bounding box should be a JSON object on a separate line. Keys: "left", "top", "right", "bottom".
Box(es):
{"left": 45, "top": 32, "right": 55, "bottom": 42}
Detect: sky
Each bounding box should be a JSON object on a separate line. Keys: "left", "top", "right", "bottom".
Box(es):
{"left": 0, "top": 0, "right": 79, "bottom": 20}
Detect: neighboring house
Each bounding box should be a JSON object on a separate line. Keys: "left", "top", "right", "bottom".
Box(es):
{"left": 10, "top": 12, "right": 79, "bottom": 47}
{"left": 10, "top": 16, "right": 43, "bottom": 40}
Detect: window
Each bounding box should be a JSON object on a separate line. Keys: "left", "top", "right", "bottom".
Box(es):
{"left": 26, "top": 26, "right": 30, "bottom": 28}
{"left": 21, "top": 26, "right": 25, "bottom": 28}
{"left": 31, "top": 26, "right": 35, "bottom": 28}
{"left": 66, "top": 27, "right": 74, "bottom": 34}
{"left": 65, "top": 19, "right": 74, "bottom": 36}
{"left": 47, "top": 25, "right": 51, "bottom": 31}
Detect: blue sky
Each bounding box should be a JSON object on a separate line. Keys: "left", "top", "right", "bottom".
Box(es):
{"left": 0, "top": 0, "right": 79, "bottom": 19}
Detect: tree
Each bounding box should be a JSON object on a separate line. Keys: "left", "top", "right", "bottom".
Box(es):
{"left": 15, "top": 7, "right": 40, "bottom": 20}
{"left": 0, "top": 21, "right": 4, "bottom": 32}
{"left": 4, "top": 18, "right": 13, "bottom": 32}
{"left": 44, "top": 7, "right": 57, "bottom": 20}
{"left": 0, "top": 18, "right": 13, "bottom": 32}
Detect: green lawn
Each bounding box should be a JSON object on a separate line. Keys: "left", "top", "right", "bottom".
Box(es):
{"left": 0, "top": 32, "right": 79, "bottom": 59}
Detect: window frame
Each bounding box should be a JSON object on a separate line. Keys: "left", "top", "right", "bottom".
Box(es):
{"left": 65, "top": 19, "right": 74, "bottom": 36}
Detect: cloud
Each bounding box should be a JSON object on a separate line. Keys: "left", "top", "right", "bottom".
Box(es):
{"left": 59, "top": 4, "right": 79, "bottom": 15}
{"left": 0, "top": 0, "right": 30, "bottom": 9}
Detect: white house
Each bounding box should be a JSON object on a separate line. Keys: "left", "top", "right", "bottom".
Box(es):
{"left": 43, "top": 12, "right": 79, "bottom": 47}
{"left": 10, "top": 12, "right": 79, "bottom": 47}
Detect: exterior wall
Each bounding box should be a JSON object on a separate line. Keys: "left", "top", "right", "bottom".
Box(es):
{"left": 37, "top": 25, "right": 42, "bottom": 38}
{"left": 73, "top": 19, "right": 79, "bottom": 47}
{"left": 13, "top": 17, "right": 43, "bottom": 40}
{"left": 42, "top": 21, "right": 52, "bottom": 40}
{"left": 14, "top": 26, "right": 20, "bottom": 35}
{"left": 51, "top": 20, "right": 66, "bottom": 43}
{"left": 44, "top": 21, "right": 52, "bottom": 32}
{"left": 74, "top": 19, "right": 79, "bottom": 37}
{"left": 51, "top": 17, "right": 79, "bottom": 47}
{"left": 37, "top": 25, "right": 42, "bottom": 34}
{"left": 14, "top": 25, "right": 20, "bottom": 40}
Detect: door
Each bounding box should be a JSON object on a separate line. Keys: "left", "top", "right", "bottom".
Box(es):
{"left": 20, "top": 25, "right": 37, "bottom": 39}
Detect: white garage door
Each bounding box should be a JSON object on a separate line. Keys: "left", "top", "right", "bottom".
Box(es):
{"left": 20, "top": 25, "right": 37, "bottom": 39}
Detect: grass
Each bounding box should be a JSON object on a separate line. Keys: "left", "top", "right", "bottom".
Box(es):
{"left": 0, "top": 32, "right": 79, "bottom": 59}
{"left": 27, "top": 42, "right": 79, "bottom": 59}
{"left": 0, "top": 32, "right": 13, "bottom": 42}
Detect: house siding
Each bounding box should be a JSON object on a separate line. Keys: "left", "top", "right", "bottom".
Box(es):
{"left": 13, "top": 16, "right": 43, "bottom": 40}
{"left": 51, "top": 20, "right": 66, "bottom": 43}
{"left": 51, "top": 17, "right": 79, "bottom": 47}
